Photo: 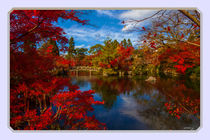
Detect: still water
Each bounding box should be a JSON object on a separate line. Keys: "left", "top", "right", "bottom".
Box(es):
{"left": 71, "top": 74, "right": 200, "bottom": 130}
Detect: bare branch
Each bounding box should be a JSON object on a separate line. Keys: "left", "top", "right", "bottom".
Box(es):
{"left": 10, "top": 18, "right": 45, "bottom": 45}
{"left": 124, "top": 10, "right": 163, "bottom": 24}
{"left": 179, "top": 10, "right": 200, "bottom": 27}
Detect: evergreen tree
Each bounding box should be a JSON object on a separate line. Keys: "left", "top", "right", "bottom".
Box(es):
{"left": 50, "top": 39, "right": 59, "bottom": 56}
{"left": 68, "top": 37, "right": 75, "bottom": 57}
{"left": 127, "top": 39, "right": 133, "bottom": 47}
{"left": 75, "top": 48, "right": 88, "bottom": 60}
{"left": 121, "top": 39, "right": 127, "bottom": 48}
{"left": 120, "top": 39, "right": 133, "bottom": 48}
{"left": 112, "top": 40, "right": 120, "bottom": 48}
{"left": 88, "top": 44, "right": 104, "bottom": 54}
{"left": 101, "top": 39, "right": 118, "bottom": 64}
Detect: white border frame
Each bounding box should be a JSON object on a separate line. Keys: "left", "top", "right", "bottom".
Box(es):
{"left": 1, "top": 0, "right": 209, "bottom": 140}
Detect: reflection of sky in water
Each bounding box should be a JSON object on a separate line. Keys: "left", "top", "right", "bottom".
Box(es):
{"left": 70, "top": 75, "right": 200, "bottom": 130}
{"left": 91, "top": 95, "right": 150, "bottom": 130}
{"left": 72, "top": 77, "right": 149, "bottom": 129}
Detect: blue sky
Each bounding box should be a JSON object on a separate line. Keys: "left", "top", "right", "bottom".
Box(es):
{"left": 57, "top": 10, "right": 157, "bottom": 49}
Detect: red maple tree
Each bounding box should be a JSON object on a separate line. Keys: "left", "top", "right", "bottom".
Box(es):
{"left": 10, "top": 10, "right": 106, "bottom": 130}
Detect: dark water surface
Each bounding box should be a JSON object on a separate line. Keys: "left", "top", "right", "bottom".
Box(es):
{"left": 71, "top": 74, "right": 200, "bottom": 130}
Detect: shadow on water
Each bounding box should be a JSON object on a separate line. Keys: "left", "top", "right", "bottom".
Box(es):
{"left": 71, "top": 72, "right": 200, "bottom": 130}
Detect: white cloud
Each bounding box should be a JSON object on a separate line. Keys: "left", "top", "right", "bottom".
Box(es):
{"left": 63, "top": 10, "right": 160, "bottom": 48}
{"left": 122, "top": 23, "right": 138, "bottom": 32}
{"left": 64, "top": 26, "right": 139, "bottom": 47}
{"left": 120, "top": 10, "right": 157, "bottom": 20}
{"left": 120, "top": 10, "right": 158, "bottom": 32}
{"left": 96, "top": 10, "right": 115, "bottom": 18}
{"left": 75, "top": 44, "right": 85, "bottom": 48}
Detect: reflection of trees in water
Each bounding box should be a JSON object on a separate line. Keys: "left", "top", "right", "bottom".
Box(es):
{"left": 89, "top": 76, "right": 138, "bottom": 109}
{"left": 71, "top": 76, "right": 90, "bottom": 88}
{"left": 131, "top": 78, "right": 200, "bottom": 130}
{"left": 154, "top": 78, "right": 200, "bottom": 118}
{"left": 78, "top": 76, "right": 199, "bottom": 115}
{"left": 183, "top": 78, "right": 200, "bottom": 93}
{"left": 72, "top": 75, "right": 200, "bottom": 129}
{"left": 136, "top": 104, "right": 199, "bottom": 130}
{"left": 132, "top": 80, "right": 156, "bottom": 98}
{"left": 71, "top": 76, "right": 118, "bottom": 108}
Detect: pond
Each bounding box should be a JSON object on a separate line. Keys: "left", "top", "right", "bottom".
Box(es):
{"left": 70, "top": 73, "right": 200, "bottom": 130}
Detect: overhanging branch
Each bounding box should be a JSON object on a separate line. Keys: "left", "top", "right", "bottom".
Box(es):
{"left": 179, "top": 10, "right": 200, "bottom": 27}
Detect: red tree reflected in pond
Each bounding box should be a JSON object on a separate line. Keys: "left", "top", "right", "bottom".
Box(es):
{"left": 71, "top": 75, "right": 200, "bottom": 130}
{"left": 152, "top": 78, "right": 200, "bottom": 120}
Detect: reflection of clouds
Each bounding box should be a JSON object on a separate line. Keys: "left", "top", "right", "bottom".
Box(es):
{"left": 71, "top": 76, "right": 200, "bottom": 129}
{"left": 120, "top": 95, "right": 165, "bottom": 129}
{"left": 119, "top": 95, "right": 147, "bottom": 123}
{"left": 94, "top": 91, "right": 197, "bottom": 130}
{"left": 120, "top": 90, "right": 159, "bottom": 117}
{"left": 119, "top": 92, "right": 170, "bottom": 129}
{"left": 119, "top": 92, "right": 199, "bottom": 130}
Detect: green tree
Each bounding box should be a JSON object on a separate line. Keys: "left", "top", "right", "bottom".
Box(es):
{"left": 51, "top": 39, "right": 59, "bottom": 56}
{"left": 120, "top": 39, "right": 132, "bottom": 48}
{"left": 111, "top": 40, "right": 120, "bottom": 48}
{"left": 127, "top": 39, "right": 133, "bottom": 47}
{"left": 121, "top": 39, "right": 127, "bottom": 48}
{"left": 88, "top": 44, "right": 104, "bottom": 54}
{"left": 75, "top": 48, "right": 88, "bottom": 59}
{"left": 68, "top": 37, "right": 75, "bottom": 57}
{"left": 102, "top": 39, "right": 118, "bottom": 63}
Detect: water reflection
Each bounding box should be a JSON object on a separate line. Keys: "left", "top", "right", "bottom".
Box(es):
{"left": 71, "top": 74, "right": 200, "bottom": 130}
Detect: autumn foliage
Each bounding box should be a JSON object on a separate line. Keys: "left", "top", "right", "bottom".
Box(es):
{"left": 10, "top": 10, "right": 106, "bottom": 130}
{"left": 99, "top": 45, "right": 134, "bottom": 70}
{"left": 159, "top": 41, "right": 200, "bottom": 74}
